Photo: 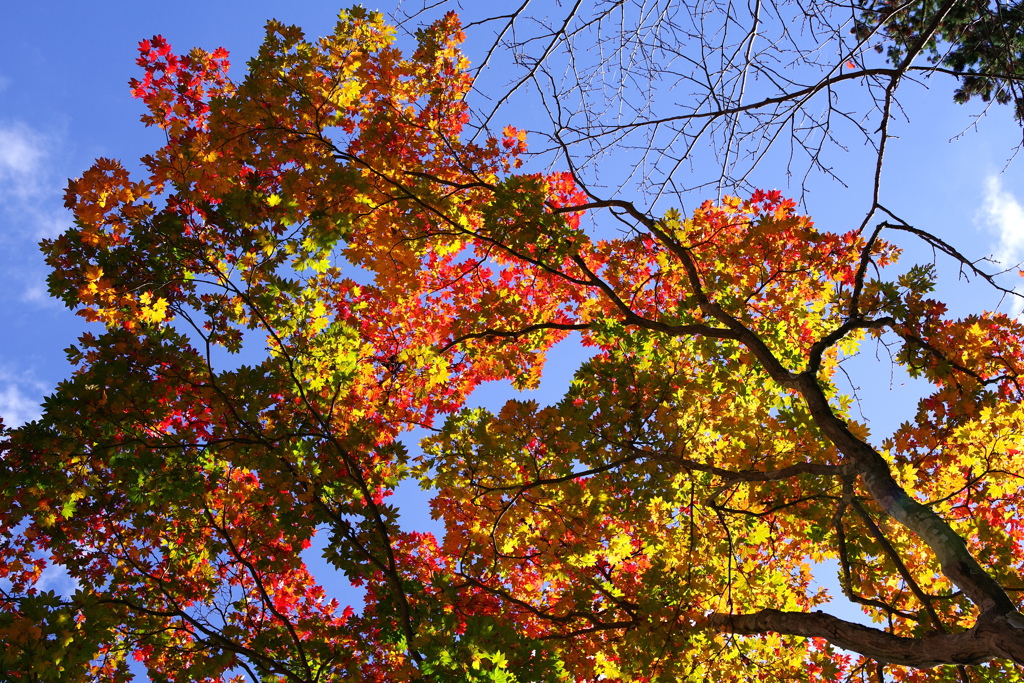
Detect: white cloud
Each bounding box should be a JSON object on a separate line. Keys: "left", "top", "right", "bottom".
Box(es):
{"left": 0, "top": 122, "right": 47, "bottom": 202}
{"left": 0, "top": 385, "right": 42, "bottom": 427}
{"left": 981, "top": 174, "right": 1024, "bottom": 270}
{"left": 0, "top": 368, "right": 47, "bottom": 427}
{"left": 37, "top": 562, "right": 81, "bottom": 599}
{"left": 979, "top": 175, "right": 1024, "bottom": 316}
{"left": 0, "top": 121, "right": 71, "bottom": 239}
{"left": 0, "top": 121, "right": 72, "bottom": 303}
{"left": 20, "top": 280, "right": 50, "bottom": 304}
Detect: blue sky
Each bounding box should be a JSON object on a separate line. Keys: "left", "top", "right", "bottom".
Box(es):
{"left": 3, "top": 0, "right": 1024, "bottom": 666}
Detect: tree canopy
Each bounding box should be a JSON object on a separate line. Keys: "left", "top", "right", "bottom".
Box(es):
{"left": 4, "top": 2, "right": 1024, "bottom": 682}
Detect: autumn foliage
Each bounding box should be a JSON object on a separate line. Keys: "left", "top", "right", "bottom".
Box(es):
{"left": 5, "top": 7, "right": 1024, "bottom": 682}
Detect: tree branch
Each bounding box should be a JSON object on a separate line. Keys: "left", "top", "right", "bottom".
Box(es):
{"left": 708, "top": 608, "right": 1024, "bottom": 668}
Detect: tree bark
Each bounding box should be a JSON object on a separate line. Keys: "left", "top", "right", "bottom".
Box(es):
{"left": 709, "top": 609, "right": 1024, "bottom": 667}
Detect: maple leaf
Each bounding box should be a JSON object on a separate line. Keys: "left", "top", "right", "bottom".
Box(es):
{"left": 8, "top": 6, "right": 1024, "bottom": 683}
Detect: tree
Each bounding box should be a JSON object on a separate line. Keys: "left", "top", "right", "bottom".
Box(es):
{"left": 855, "top": 0, "right": 1024, "bottom": 119}
{"left": 388, "top": 0, "right": 1024, "bottom": 211}
{"left": 3, "top": 3, "right": 1024, "bottom": 682}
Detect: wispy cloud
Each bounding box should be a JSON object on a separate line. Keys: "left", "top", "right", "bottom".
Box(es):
{"left": 979, "top": 175, "right": 1024, "bottom": 315}
{"left": 981, "top": 175, "right": 1024, "bottom": 270}
{"left": 0, "top": 367, "right": 47, "bottom": 427}
{"left": 37, "top": 562, "right": 81, "bottom": 599}
{"left": 0, "top": 121, "right": 72, "bottom": 302}
{"left": 0, "top": 121, "right": 71, "bottom": 239}
{"left": 0, "top": 122, "right": 48, "bottom": 202}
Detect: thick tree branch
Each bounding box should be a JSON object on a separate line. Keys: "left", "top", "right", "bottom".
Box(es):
{"left": 709, "top": 608, "right": 1024, "bottom": 668}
